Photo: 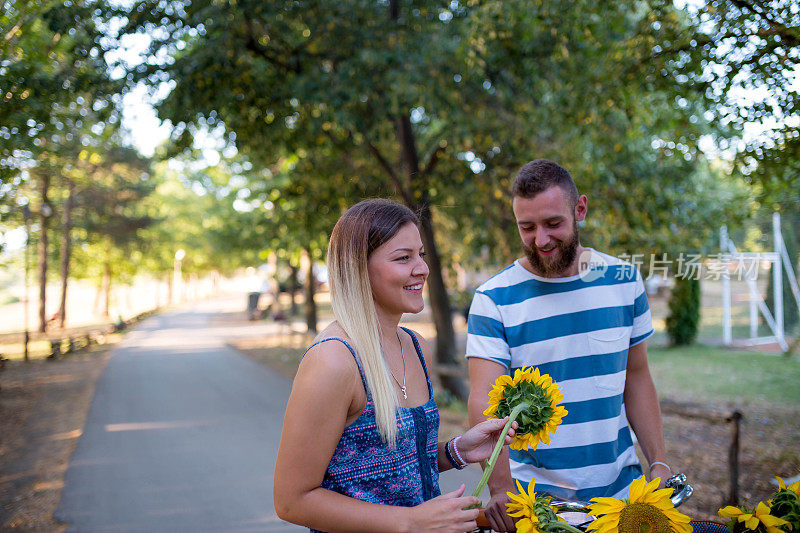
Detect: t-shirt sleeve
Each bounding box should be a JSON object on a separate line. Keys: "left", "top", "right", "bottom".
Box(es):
{"left": 630, "top": 269, "right": 654, "bottom": 346}
{"left": 465, "top": 290, "right": 511, "bottom": 369}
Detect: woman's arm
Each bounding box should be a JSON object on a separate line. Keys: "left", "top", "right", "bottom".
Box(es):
{"left": 408, "top": 330, "right": 516, "bottom": 473}
{"left": 273, "top": 341, "right": 480, "bottom": 533}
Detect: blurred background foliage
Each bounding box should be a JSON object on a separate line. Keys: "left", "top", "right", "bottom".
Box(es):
{"left": 1, "top": 0, "right": 798, "bottom": 378}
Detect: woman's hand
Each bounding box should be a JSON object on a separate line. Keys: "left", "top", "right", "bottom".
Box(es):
{"left": 408, "top": 484, "right": 480, "bottom": 532}
{"left": 457, "top": 416, "right": 518, "bottom": 464}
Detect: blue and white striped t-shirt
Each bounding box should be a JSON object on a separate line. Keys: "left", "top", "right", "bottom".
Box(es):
{"left": 466, "top": 250, "right": 654, "bottom": 500}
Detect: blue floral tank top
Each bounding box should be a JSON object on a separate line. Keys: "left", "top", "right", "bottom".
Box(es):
{"left": 304, "top": 328, "right": 440, "bottom": 532}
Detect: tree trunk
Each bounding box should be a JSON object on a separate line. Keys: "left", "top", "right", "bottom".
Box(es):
{"left": 58, "top": 179, "right": 75, "bottom": 329}
{"left": 24, "top": 206, "right": 32, "bottom": 361}
{"left": 385, "top": 0, "right": 463, "bottom": 397}
{"left": 289, "top": 264, "right": 299, "bottom": 316}
{"left": 102, "top": 261, "right": 111, "bottom": 318}
{"left": 395, "top": 115, "right": 465, "bottom": 399}
{"left": 304, "top": 249, "right": 318, "bottom": 334}
{"left": 93, "top": 283, "right": 102, "bottom": 315}
{"left": 167, "top": 272, "right": 173, "bottom": 305}
{"left": 37, "top": 175, "right": 51, "bottom": 333}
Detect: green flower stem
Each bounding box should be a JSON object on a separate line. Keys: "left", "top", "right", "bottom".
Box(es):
{"left": 472, "top": 402, "right": 528, "bottom": 500}
{"left": 544, "top": 522, "right": 584, "bottom": 533}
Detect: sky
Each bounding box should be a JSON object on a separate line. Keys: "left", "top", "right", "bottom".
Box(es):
{"left": 121, "top": 84, "right": 172, "bottom": 158}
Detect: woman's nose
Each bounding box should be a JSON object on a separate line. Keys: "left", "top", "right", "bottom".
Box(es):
{"left": 414, "top": 256, "right": 430, "bottom": 276}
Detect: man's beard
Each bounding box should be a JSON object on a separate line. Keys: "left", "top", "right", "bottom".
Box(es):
{"left": 523, "top": 221, "right": 580, "bottom": 278}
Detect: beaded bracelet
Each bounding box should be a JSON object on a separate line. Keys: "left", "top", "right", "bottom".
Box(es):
{"left": 444, "top": 438, "right": 465, "bottom": 470}
{"left": 452, "top": 436, "right": 468, "bottom": 468}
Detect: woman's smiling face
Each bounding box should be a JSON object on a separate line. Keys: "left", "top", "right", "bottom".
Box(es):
{"left": 367, "top": 222, "right": 429, "bottom": 319}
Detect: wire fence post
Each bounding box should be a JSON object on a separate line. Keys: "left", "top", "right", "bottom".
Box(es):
{"left": 725, "top": 410, "right": 743, "bottom": 506}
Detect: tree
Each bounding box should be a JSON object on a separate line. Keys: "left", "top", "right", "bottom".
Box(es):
{"left": 113, "top": 0, "right": 777, "bottom": 393}
{"left": 68, "top": 147, "right": 154, "bottom": 317}
{"left": 115, "top": 0, "right": 482, "bottom": 395}
{"left": 2, "top": 0, "right": 121, "bottom": 330}
{"left": 1, "top": 1, "right": 120, "bottom": 184}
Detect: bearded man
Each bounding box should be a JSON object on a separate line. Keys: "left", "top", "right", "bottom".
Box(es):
{"left": 466, "top": 159, "right": 672, "bottom": 532}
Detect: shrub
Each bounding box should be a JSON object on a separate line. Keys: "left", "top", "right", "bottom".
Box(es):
{"left": 666, "top": 276, "right": 701, "bottom": 346}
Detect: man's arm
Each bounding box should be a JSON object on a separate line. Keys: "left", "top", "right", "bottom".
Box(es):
{"left": 468, "top": 357, "right": 517, "bottom": 532}
{"left": 623, "top": 340, "right": 671, "bottom": 486}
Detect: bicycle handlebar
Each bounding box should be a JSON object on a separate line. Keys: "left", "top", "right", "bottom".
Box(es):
{"left": 475, "top": 473, "right": 693, "bottom": 531}
{"left": 550, "top": 473, "right": 694, "bottom": 513}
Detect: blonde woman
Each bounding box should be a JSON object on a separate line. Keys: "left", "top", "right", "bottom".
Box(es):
{"left": 274, "top": 199, "right": 515, "bottom": 532}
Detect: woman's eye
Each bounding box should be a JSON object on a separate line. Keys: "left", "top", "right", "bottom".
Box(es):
{"left": 420, "top": 252, "right": 427, "bottom": 258}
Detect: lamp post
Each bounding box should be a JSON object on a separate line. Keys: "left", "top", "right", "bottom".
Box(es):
{"left": 174, "top": 249, "right": 185, "bottom": 303}
{"left": 22, "top": 203, "right": 31, "bottom": 362}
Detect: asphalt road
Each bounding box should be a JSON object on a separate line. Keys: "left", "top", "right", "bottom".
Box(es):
{"left": 55, "top": 297, "right": 484, "bottom": 533}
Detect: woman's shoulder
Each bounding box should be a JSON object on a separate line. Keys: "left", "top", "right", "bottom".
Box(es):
{"left": 400, "top": 326, "right": 433, "bottom": 362}
{"left": 300, "top": 323, "right": 360, "bottom": 381}
{"left": 310, "top": 322, "right": 349, "bottom": 344}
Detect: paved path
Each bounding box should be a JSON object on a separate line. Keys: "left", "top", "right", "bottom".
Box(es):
{"left": 56, "top": 297, "right": 484, "bottom": 532}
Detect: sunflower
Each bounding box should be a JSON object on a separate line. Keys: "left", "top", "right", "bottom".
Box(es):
{"left": 587, "top": 476, "right": 693, "bottom": 533}
{"left": 770, "top": 475, "right": 800, "bottom": 532}
{"left": 471, "top": 367, "right": 568, "bottom": 500}
{"left": 506, "top": 478, "right": 542, "bottom": 533}
{"left": 505, "top": 478, "right": 582, "bottom": 533}
{"left": 719, "top": 501, "right": 790, "bottom": 533}
{"left": 776, "top": 475, "right": 800, "bottom": 498}
{"left": 483, "top": 366, "right": 568, "bottom": 451}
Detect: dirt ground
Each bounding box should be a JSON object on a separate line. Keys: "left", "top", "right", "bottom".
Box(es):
{"left": 0, "top": 344, "right": 113, "bottom": 532}
{"left": 659, "top": 402, "right": 798, "bottom": 521}
{"left": 1, "top": 323, "right": 796, "bottom": 530}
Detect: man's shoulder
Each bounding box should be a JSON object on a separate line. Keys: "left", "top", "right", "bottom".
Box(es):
{"left": 586, "top": 249, "right": 642, "bottom": 284}
{"left": 588, "top": 249, "right": 628, "bottom": 267}
{"left": 474, "top": 261, "right": 526, "bottom": 294}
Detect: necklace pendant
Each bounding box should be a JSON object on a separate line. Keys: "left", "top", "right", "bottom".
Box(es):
{"left": 401, "top": 386, "right": 407, "bottom": 399}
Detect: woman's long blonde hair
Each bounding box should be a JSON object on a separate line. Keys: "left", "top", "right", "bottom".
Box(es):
{"left": 327, "top": 199, "right": 420, "bottom": 447}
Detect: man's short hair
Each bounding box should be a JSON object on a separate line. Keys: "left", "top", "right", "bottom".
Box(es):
{"left": 512, "top": 159, "right": 578, "bottom": 207}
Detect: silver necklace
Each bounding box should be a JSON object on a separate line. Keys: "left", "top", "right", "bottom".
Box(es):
{"left": 389, "top": 330, "right": 407, "bottom": 399}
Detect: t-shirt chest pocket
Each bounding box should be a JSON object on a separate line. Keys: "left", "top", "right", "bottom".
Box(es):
{"left": 587, "top": 327, "right": 630, "bottom": 393}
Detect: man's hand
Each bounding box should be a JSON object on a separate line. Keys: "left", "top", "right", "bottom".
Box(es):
{"left": 468, "top": 358, "right": 518, "bottom": 532}
{"left": 483, "top": 487, "right": 516, "bottom": 532}
{"left": 649, "top": 463, "right": 672, "bottom": 489}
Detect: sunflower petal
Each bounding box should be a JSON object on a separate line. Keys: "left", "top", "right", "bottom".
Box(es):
{"left": 586, "top": 515, "right": 618, "bottom": 533}
{"left": 627, "top": 476, "right": 648, "bottom": 501}
{"left": 719, "top": 506, "right": 744, "bottom": 519}
{"left": 587, "top": 498, "right": 625, "bottom": 516}
{"left": 743, "top": 515, "right": 760, "bottom": 529}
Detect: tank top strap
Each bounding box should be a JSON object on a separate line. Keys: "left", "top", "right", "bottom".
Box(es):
{"left": 302, "top": 337, "right": 371, "bottom": 399}
{"left": 399, "top": 327, "right": 434, "bottom": 397}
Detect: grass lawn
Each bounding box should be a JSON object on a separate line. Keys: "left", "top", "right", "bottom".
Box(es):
{"left": 648, "top": 344, "right": 800, "bottom": 407}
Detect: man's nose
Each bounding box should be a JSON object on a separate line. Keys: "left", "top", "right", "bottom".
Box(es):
{"left": 534, "top": 228, "right": 551, "bottom": 248}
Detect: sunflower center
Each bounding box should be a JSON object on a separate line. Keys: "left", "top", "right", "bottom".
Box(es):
{"left": 618, "top": 503, "right": 672, "bottom": 533}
